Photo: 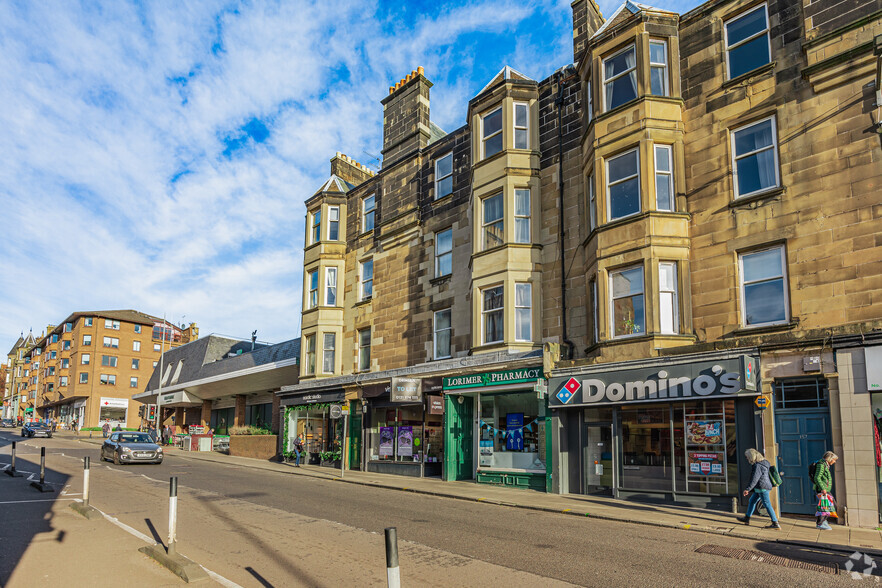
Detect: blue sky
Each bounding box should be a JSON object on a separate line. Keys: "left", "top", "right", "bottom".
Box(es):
{"left": 0, "top": 0, "right": 701, "bottom": 349}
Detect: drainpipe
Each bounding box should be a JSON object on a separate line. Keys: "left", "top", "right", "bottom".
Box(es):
{"left": 556, "top": 67, "right": 577, "bottom": 360}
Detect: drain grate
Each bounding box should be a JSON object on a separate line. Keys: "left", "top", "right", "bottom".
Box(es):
{"left": 695, "top": 544, "right": 839, "bottom": 575}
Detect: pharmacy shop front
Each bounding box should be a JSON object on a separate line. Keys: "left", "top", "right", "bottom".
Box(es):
{"left": 443, "top": 366, "right": 549, "bottom": 492}
{"left": 549, "top": 354, "right": 763, "bottom": 510}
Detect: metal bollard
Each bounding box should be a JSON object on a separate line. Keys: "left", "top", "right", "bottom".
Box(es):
{"left": 83, "top": 456, "right": 91, "bottom": 507}
{"left": 168, "top": 477, "right": 178, "bottom": 555}
{"left": 385, "top": 527, "right": 400, "bottom": 588}
{"left": 40, "top": 447, "right": 46, "bottom": 485}
{"left": 11, "top": 441, "right": 16, "bottom": 473}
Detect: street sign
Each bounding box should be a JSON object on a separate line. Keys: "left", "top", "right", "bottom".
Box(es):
{"left": 755, "top": 395, "right": 770, "bottom": 409}
{"left": 341, "top": 405, "right": 350, "bottom": 416}
{"left": 329, "top": 405, "right": 343, "bottom": 419}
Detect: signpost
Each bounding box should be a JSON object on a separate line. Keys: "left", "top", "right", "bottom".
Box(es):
{"left": 329, "top": 404, "right": 346, "bottom": 480}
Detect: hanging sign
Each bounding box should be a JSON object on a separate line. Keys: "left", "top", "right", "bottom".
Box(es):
{"left": 427, "top": 395, "right": 444, "bottom": 415}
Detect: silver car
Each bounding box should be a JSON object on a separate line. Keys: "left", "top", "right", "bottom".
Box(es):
{"left": 101, "top": 432, "right": 163, "bottom": 465}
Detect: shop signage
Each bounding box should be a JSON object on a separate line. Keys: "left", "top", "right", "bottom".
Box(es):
{"left": 284, "top": 390, "right": 346, "bottom": 406}
{"left": 688, "top": 452, "right": 724, "bottom": 475}
{"left": 157, "top": 391, "right": 199, "bottom": 406}
{"left": 549, "top": 356, "right": 760, "bottom": 408}
{"left": 391, "top": 377, "right": 423, "bottom": 403}
{"left": 100, "top": 397, "right": 129, "bottom": 408}
{"left": 866, "top": 346, "right": 882, "bottom": 391}
{"left": 427, "top": 395, "right": 444, "bottom": 415}
{"left": 443, "top": 367, "right": 542, "bottom": 390}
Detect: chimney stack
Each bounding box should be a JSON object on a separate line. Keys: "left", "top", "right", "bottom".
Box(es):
{"left": 381, "top": 67, "right": 432, "bottom": 168}
{"left": 572, "top": 0, "right": 604, "bottom": 64}
{"left": 330, "top": 152, "right": 375, "bottom": 187}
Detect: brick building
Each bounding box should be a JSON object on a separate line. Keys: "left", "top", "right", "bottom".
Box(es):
{"left": 280, "top": 0, "right": 882, "bottom": 522}
{"left": 22, "top": 310, "right": 196, "bottom": 429}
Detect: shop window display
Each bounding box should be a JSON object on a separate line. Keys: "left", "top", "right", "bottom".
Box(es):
{"left": 478, "top": 392, "right": 545, "bottom": 472}
{"left": 287, "top": 405, "right": 344, "bottom": 461}
{"left": 369, "top": 406, "right": 425, "bottom": 463}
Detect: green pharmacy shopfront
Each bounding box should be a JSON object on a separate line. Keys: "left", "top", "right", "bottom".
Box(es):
{"left": 443, "top": 366, "right": 550, "bottom": 491}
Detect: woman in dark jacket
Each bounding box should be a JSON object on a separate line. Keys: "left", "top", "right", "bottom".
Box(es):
{"left": 737, "top": 448, "right": 781, "bottom": 529}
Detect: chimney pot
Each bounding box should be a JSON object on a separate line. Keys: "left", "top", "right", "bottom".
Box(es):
{"left": 417, "top": 66, "right": 424, "bottom": 76}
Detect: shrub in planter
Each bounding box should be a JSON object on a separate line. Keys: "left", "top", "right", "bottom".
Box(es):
{"left": 320, "top": 450, "right": 342, "bottom": 467}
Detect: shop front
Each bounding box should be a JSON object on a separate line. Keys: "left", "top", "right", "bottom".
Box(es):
{"left": 281, "top": 389, "right": 345, "bottom": 466}
{"left": 443, "top": 366, "right": 548, "bottom": 492}
{"left": 549, "top": 354, "right": 762, "bottom": 510}
{"left": 362, "top": 378, "right": 445, "bottom": 478}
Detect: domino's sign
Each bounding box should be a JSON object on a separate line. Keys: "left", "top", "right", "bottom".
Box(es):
{"left": 548, "top": 355, "right": 760, "bottom": 408}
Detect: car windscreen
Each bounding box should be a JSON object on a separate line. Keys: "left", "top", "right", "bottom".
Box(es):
{"left": 119, "top": 434, "right": 153, "bottom": 443}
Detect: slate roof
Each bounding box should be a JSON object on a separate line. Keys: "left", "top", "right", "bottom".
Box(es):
{"left": 591, "top": 1, "right": 675, "bottom": 39}
{"left": 145, "top": 334, "right": 300, "bottom": 392}
{"left": 314, "top": 174, "right": 355, "bottom": 197}
{"left": 6, "top": 333, "right": 34, "bottom": 357}
{"left": 477, "top": 65, "right": 536, "bottom": 96}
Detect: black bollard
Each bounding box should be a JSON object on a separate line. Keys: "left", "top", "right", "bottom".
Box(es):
{"left": 168, "top": 477, "right": 178, "bottom": 555}
{"left": 385, "top": 527, "right": 400, "bottom": 588}
{"left": 40, "top": 447, "right": 46, "bottom": 484}
{"left": 5, "top": 441, "right": 22, "bottom": 477}
{"left": 83, "top": 456, "right": 91, "bottom": 507}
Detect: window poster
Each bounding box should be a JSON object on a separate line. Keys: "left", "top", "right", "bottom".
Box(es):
{"left": 506, "top": 413, "right": 524, "bottom": 451}
{"left": 686, "top": 420, "right": 722, "bottom": 445}
{"left": 397, "top": 426, "right": 413, "bottom": 457}
{"left": 379, "top": 426, "right": 394, "bottom": 457}
{"left": 480, "top": 440, "right": 494, "bottom": 466}
{"left": 688, "top": 452, "right": 725, "bottom": 475}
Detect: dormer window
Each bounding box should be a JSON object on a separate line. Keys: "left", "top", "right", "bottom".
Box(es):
{"left": 725, "top": 4, "right": 771, "bottom": 80}
{"left": 482, "top": 107, "right": 503, "bottom": 158}
{"left": 603, "top": 44, "right": 637, "bottom": 111}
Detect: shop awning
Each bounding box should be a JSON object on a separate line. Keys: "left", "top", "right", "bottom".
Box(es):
{"left": 39, "top": 395, "right": 89, "bottom": 409}
{"left": 156, "top": 390, "right": 202, "bottom": 408}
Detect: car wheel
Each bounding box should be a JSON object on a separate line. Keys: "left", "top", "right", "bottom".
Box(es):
{"left": 47, "top": 434, "right": 52, "bottom": 438}
{"left": 113, "top": 451, "right": 121, "bottom": 466}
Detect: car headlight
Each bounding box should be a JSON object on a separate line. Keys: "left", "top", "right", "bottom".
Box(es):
{"left": 120, "top": 447, "right": 133, "bottom": 453}
{"left": 156, "top": 447, "right": 163, "bottom": 453}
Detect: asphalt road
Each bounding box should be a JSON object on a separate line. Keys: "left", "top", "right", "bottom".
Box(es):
{"left": 0, "top": 430, "right": 876, "bottom": 587}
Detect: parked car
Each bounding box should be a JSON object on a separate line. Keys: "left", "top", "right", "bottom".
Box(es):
{"left": 101, "top": 431, "right": 163, "bottom": 465}
{"left": 21, "top": 422, "right": 52, "bottom": 438}
{"left": 1, "top": 419, "right": 15, "bottom": 428}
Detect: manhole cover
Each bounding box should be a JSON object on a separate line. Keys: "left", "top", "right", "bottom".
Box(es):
{"left": 695, "top": 544, "right": 838, "bottom": 575}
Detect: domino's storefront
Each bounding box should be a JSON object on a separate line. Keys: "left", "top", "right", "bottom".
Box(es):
{"left": 548, "top": 353, "right": 763, "bottom": 511}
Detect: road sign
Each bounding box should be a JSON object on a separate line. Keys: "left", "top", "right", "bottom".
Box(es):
{"left": 341, "top": 405, "right": 350, "bottom": 416}
{"left": 755, "top": 395, "right": 770, "bottom": 409}
{"left": 329, "top": 405, "right": 343, "bottom": 419}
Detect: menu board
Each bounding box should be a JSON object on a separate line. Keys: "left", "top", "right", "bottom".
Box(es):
{"left": 687, "top": 421, "right": 722, "bottom": 445}
{"left": 688, "top": 452, "right": 725, "bottom": 475}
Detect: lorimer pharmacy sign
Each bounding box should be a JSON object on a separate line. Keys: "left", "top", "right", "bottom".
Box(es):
{"left": 549, "top": 356, "right": 759, "bottom": 408}
{"left": 443, "top": 367, "right": 542, "bottom": 390}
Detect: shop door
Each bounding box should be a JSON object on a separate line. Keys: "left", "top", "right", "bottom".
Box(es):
{"left": 774, "top": 378, "right": 832, "bottom": 515}
{"left": 348, "top": 413, "right": 362, "bottom": 470}
{"left": 582, "top": 423, "right": 614, "bottom": 496}
{"left": 446, "top": 395, "right": 474, "bottom": 481}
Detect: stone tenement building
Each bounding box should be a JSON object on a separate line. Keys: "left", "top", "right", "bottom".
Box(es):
{"left": 4, "top": 330, "right": 36, "bottom": 421}
{"left": 20, "top": 310, "right": 197, "bottom": 429}
{"left": 282, "top": 0, "right": 882, "bottom": 524}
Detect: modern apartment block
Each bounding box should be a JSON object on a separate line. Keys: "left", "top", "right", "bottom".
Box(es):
{"left": 22, "top": 310, "right": 197, "bottom": 429}
{"left": 280, "top": 0, "right": 881, "bottom": 523}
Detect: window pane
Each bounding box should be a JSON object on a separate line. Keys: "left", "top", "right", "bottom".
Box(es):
{"left": 438, "top": 253, "right": 452, "bottom": 276}
{"left": 514, "top": 129, "right": 528, "bottom": 150}
{"left": 364, "top": 195, "right": 375, "bottom": 210}
{"left": 736, "top": 149, "right": 776, "bottom": 195}
{"left": 329, "top": 222, "right": 338, "bottom": 241}
{"left": 437, "top": 154, "right": 452, "bottom": 178}
{"left": 654, "top": 146, "right": 671, "bottom": 172}
{"left": 485, "top": 311, "right": 503, "bottom": 342}
{"left": 437, "top": 176, "right": 453, "bottom": 198}
{"left": 436, "top": 310, "right": 451, "bottom": 330}
{"left": 612, "top": 268, "right": 643, "bottom": 297}
{"left": 650, "top": 67, "right": 666, "bottom": 96}
{"left": 743, "top": 248, "right": 782, "bottom": 282}
{"left": 650, "top": 41, "right": 666, "bottom": 64}
{"left": 515, "top": 189, "right": 530, "bottom": 216}
{"left": 726, "top": 6, "right": 767, "bottom": 46}
{"left": 484, "top": 286, "right": 503, "bottom": 310}
{"left": 435, "top": 329, "right": 451, "bottom": 357}
{"left": 613, "top": 294, "right": 645, "bottom": 336}
{"left": 514, "top": 218, "right": 530, "bottom": 244}
{"left": 659, "top": 263, "right": 676, "bottom": 291}
{"left": 515, "top": 104, "right": 527, "bottom": 128}
{"left": 485, "top": 133, "right": 503, "bottom": 158}
{"left": 744, "top": 279, "right": 785, "bottom": 325}
{"left": 363, "top": 260, "right": 373, "bottom": 281}
{"left": 365, "top": 211, "right": 375, "bottom": 231}
{"left": 605, "top": 47, "right": 635, "bottom": 79}
{"left": 609, "top": 177, "right": 640, "bottom": 219}
{"left": 608, "top": 150, "right": 638, "bottom": 181}
{"left": 606, "top": 73, "right": 637, "bottom": 110}
{"left": 734, "top": 120, "right": 773, "bottom": 154}
{"left": 516, "top": 308, "right": 531, "bottom": 340}
{"left": 516, "top": 283, "right": 531, "bottom": 306}
{"left": 483, "top": 109, "right": 502, "bottom": 138}
{"left": 656, "top": 175, "right": 672, "bottom": 211}
{"left": 728, "top": 36, "right": 771, "bottom": 79}
{"left": 437, "top": 229, "right": 452, "bottom": 254}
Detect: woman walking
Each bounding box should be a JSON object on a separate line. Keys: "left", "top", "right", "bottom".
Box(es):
{"left": 812, "top": 451, "right": 838, "bottom": 530}
{"left": 737, "top": 448, "right": 781, "bottom": 530}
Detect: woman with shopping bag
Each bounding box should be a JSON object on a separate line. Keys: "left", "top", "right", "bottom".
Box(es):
{"left": 812, "top": 451, "right": 839, "bottom": 530}
{"left": 737, "top": 448, "right": 781, "bottom": 530}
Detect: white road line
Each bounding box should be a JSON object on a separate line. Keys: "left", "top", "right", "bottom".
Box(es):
{"left": 0, "top": 498, "right": 79, "bottom": 505}
{"left": 92, "top": 505, "right": 243, "bottom": 587}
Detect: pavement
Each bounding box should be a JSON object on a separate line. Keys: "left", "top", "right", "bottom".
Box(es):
{"left": 65, "top": 430, "right": 882, "bottom": 557}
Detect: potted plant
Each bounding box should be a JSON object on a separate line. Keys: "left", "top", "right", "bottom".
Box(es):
{"left": 320, "top": 450, "right": 342, "bottom": 468}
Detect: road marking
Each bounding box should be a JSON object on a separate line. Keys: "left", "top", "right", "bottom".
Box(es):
{"left": 96, "top": 506, "right": 243, "bottom": 587}
{"left": 562, "top": 509, "right": 571, "bottom": 513}
{"left": 0, "top": 498, "right": 79, "bottom": 505}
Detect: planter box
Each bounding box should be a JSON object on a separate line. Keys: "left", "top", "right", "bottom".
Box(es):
{"left": 320, "top": 460, "right": 342, "bottom": 468}
{"left": 228, "top": 435, "right": 278, "bottom": 460}
{"left": 308, "top": 453, "right": 321, "bottom": 465}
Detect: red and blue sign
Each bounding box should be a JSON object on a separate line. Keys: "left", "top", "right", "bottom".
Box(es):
{"left": 557, "top": 377, "right": 580, "bottom": 404}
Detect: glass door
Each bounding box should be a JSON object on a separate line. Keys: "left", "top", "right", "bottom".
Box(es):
{"left": 583, "top": 422, "right": 614, "bottom": 495}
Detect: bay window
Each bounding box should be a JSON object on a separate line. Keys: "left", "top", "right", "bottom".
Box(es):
{"left": 514, "top": 189, "right": 531, "bottom": 244}
{"left": 325, "top": 267, "right": 337, "bottom": 306}
{"left": 482, "top": 107, "right": 503, "bottom": 158}
{"left": 607, "top": 149, "right": 640, "bottom": 220}
{"left": 514, "top": 102, "right": 529, "bottom": 149}
{"left": 515, "top": 283, "right": 532, "bottom": 341}
{"left": 305, "top": 334, "right": 316, "bottom": 375}
{"left": 307, "top": 270, "right": 318, "bottom": 309}
{"left": 482, "top": 193, "right": 504, "bottom": 249}
{"left": 587, "top": 173, "right": 596, "bottom": 230}
{"left": 654, "top": 145, "right": 674, "bottom": 211}
{"left": 659, "top": 262, "right": 679, "bottom": 334}
{"left": 603, "top": 44, "right": 637, "bottom": 111}
{"left": 328, "top": 206, "right": 340, "bottom": 241}
{"left": 649, "top": 40, "right": 668, "bottom": 96}
{"left": 610, "top": 266, "right": 645, "bottom": 337}
{"left": 311, "top": 209, "right": 321, "bottom": 244}
{"left": 482, "top": 286, "right": 504, "bottom": 344}
{"left": 322, "top": 333, "right": 336, "bottom": 374}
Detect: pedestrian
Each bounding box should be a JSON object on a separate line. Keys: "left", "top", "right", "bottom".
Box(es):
{"left": 293, "top": 433, "right": 305, "bottom": 467}
{"left": 113, "top": 423, "right": 122, "bottom": 432}
{"left": 162, "top": 425, "right": 171, "bottom": 445}
{"left": 102, "top": 422, "right": 110, "bottom": 438}
{"left": 737, "top": 448, "right": 781, "bottom": 529}
{"left": 72, "top": 418, "right": 78, "bottom": 436}
{"left": 50, "top": 418, "right": 57, "bottom": 433}
{"left": 812, "top": 451, "right": 839, "bottom": 530}
{"left": 148, "top": 424, "right": 158, "bottom": 443}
